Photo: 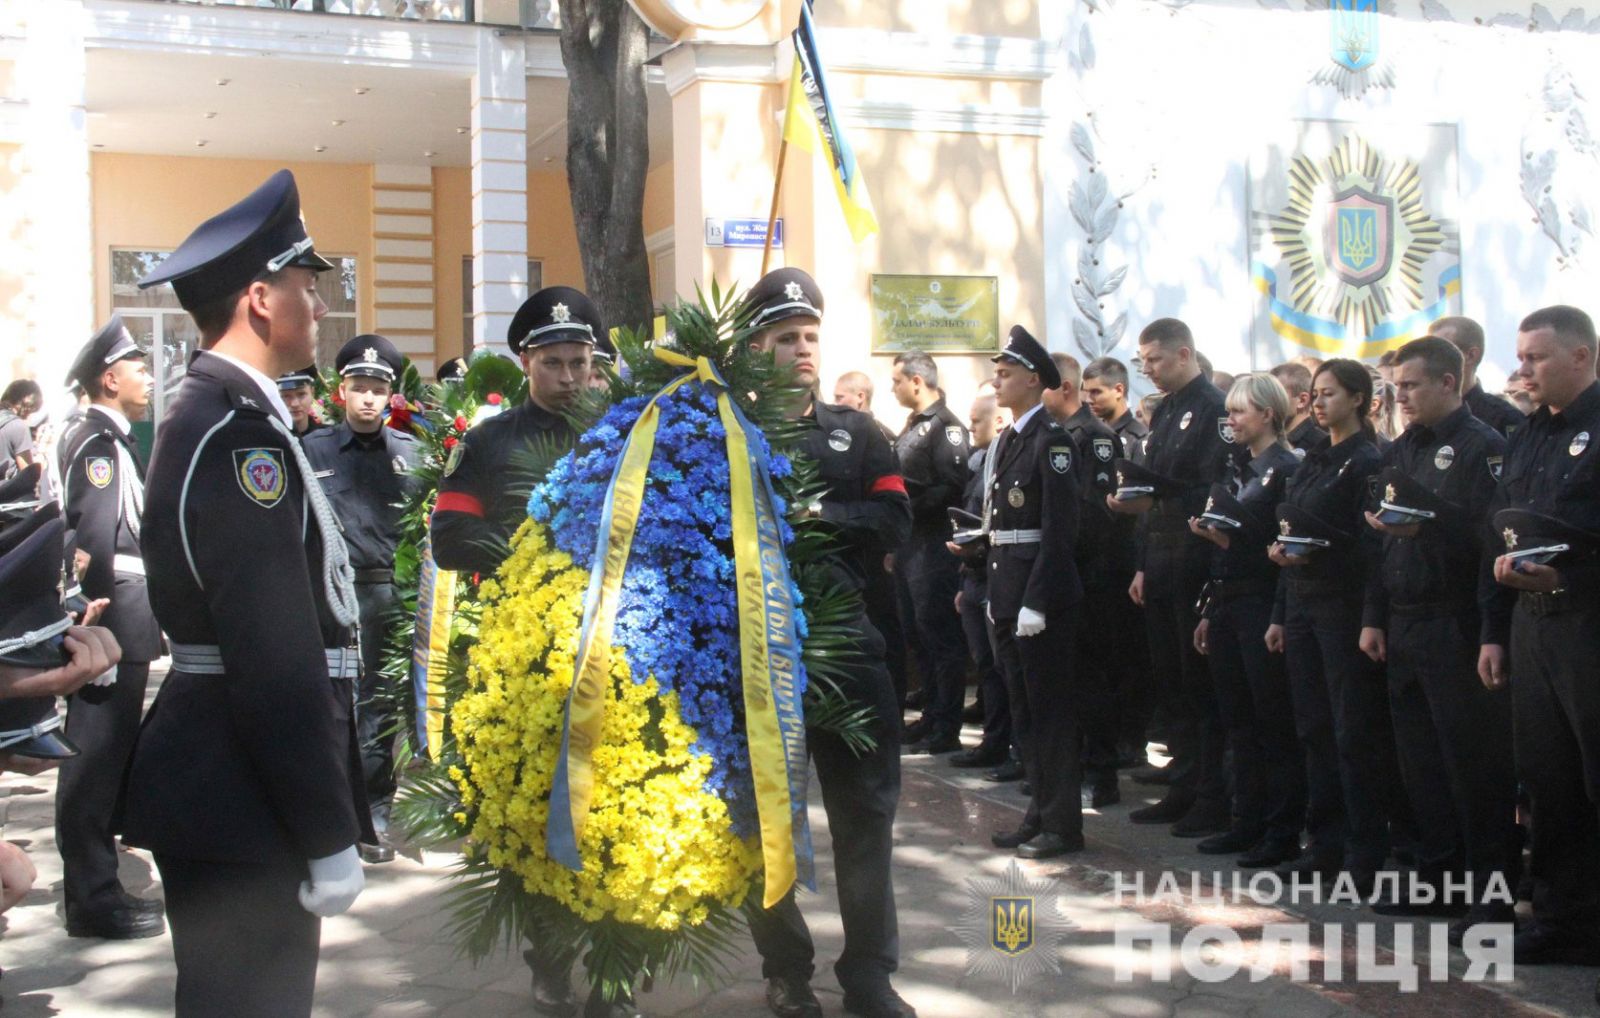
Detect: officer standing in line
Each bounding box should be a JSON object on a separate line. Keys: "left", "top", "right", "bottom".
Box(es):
{"left": 56, "top": 318, "right": 167, "bottom": 941}
{"left": 119, "top": 169, "right": 370, "bottom": 1017}
{"left": 1431, "top": 316, "right": 1526, "bottom": 438}
{"left": 1355, "top": 337, "right": 1515, "bottom": 933}
{"left": 1270, "top": 362, "right": 1328, "bottom": 453}
{"left": 1083, "top": 357, "right": 1147, "bottom": 455}
{"left": 278, "top": 366, "right": 327, "bottom": 438}
{"left": 1042, "top": 352, "right": 1124, "bottom": 808}
{"left": 890, "top": 351, "right": 970, "bottom": 754}
{"left": 430, "top": 286, "right": 597, "bottom": 576}
{"left": 984, "top": 327, "right": 1086, "bottom": 860}
{"left": 303, "top": 335, "right": 423, "bottom": 864}
{"left": 1479, "top": 305, "right": 1600, "bottom": 966}
{"left": 742, "top": 267, "right": 915, "bottom": 1018}
{"left": 1107, "top": 319, "right": 1233, "bottom": 834}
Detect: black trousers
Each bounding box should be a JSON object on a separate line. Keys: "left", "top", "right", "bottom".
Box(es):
{"left": 1143, "top": 548, "right": 1226, "bottom": 808}
{"left": 959, "top": 584, "right": 1010, "bottom": 754}
{"left": 1104, "top": 575, "right": 1155, "bottom": 752}
{"left": 1077, "top": 583, "right": 1125, "bottom": 785}
{"left": 893, "top": 530, "right": 969, "bottom": 738}
{"left": 1510, "top": 600, "right": 1600, "bottom": 937}
{"left": 862, "top": 559, "right": 908, "bottom": 710}
{"left": 1207, "top": 591, "right": 1304, "bottom": 844}
{"left": 1283, "top": 589, "right": 1396, "bottom": 871}
{"left": 993, "top": 612, "right": 1083, "bottom": 837}
{"left": 355, "top": 580, "right": 400, "bottom": 830}
{"left": 1387, "top": 612, "right": 1517, "bottom": 900}
{"left": 154, "top": 853, "right": 320, "bottom": 1018}
{"left": 57, "top": 659, "right": 151, "bottom": 913}
{"left": 749, "top": 615, "right": 902, "bottom": 995}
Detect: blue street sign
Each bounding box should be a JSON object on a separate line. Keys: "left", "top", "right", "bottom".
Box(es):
{"left": 705, "top": 217, "right": 783, "bottom": 249}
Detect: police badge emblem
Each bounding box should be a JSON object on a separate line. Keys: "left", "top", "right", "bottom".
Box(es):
{"left": 86, "top": 457, "right": 113, "bottom": 489}
{"left": 443, "top": 443, "right": 465, "bottom": 477}
{"left": 1008, "top": 487, "right": 1026, "bottom": 508}
{"left": 828, "top": 429, "right": 853, "bottom": 452}
{"left": 1571, "top": 431, "right": 1590, "bottom": 456}
{"left": 1502, "top": 527, "right": 1518, "bottom": 551}
{"left": 392, "top": 454, "right": 408, "bottom": 475}
{"left": 918, "top": 421, "right": 931, "bottom": 437}
{"left": 946, "top": 426, "right": 964, "bottom": 446}
{"left": 1180, "top": 411, "right": 1193, "bottom": 430}
{"left": 234, "top": 449, "right": 287, "bottom": 507}
{"left": 1092, "top": 437, "right": 1113, "bottom": 462}
{"left": 1280, "top": 518, "right": 1293, "bottom": 536}
{"left": 1434, "top": 445, "right": 1455, "bottom": 470}
{"left": 1048, "top": 446, "right": 1073, "bottom": 474}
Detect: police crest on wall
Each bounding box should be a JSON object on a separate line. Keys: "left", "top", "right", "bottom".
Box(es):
{"left": 1249, "top": 122, "right": 1462, "bottom": 363}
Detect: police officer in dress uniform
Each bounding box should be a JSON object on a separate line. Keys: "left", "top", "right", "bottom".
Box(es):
{"left": 430, "top": 286, "right": 595, "bottom": 577}
{"left": 1042, "top": 353, "right": 1125, "bottom": 807}
{"left": 1480, "top": 306, "right": 1600, "bottom": 966}
{"left": 1107, "top": 319, "right": 1233, "bottom": 834}
{"left": 303, "top": 335, "right": 423, "bottom": 864}
{"left": 1357, "top": 338, "right": 1516, "bottom": 931}
{"left": 984, "top": 327, "right": 1086, "bottom": 861}
{"left": 889, "top": 351, "right": 971, "bottom": 754}
{"left": 429, "top": 287, "right": 610, "bottom": 1017}
{"left": 279, "top": 365, "right": 327, "bottom": 438}
{"left": 741, "top": 268, "right": 916, "bottom": 1018}
{"left": 117, "top": 170, "right": 372, "bottom": 1018}
{"left": 56, "top": 317, "right": 166, "bottom": 940}
{"left": 1431, "top": 316, "right": 1526, "bottom": 439}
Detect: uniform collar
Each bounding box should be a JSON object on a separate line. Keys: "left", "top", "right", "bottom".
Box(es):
{"left": 1544, "top": 379, "right": 1600, "bottom": 430}
{"left": 1403, "top": 401, "right": 1472, "bottom": 446}
{"left": 87, "top": 403, "right": 130, "bottom": 436}
{"left": 1011, "top": 402, "right": 1046, "bottom": 435}
{"left": 337, "top": 421, "right": 388, "bottom": 450}
{"left": 203, "top": 350, "right": 291, "bottom": 426}
{"left": 1171, "top": 371, "right": 1214, "bottom": 403}
{"left": 908, "top": 397, "right": 946, "bottom": 422}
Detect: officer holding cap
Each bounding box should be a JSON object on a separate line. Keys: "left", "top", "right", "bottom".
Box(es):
{"left": 741, "top": 267, "right": 916, "bottom": 1018}
{"left": 1357, "top": 336, "right": 1514, "bottom": 929}
{"left": 985, "top": 326, "right": 1086, "bottom": 861}
{"left": 303, "top": 334, "right": 422, "bottom": 864}
{"left": 117, "top": 169, "right": 373, "bottom": 1018}
{"left": 0, "top": 515, "right": 81, "bottom": 763}
{"left": 57, "top": 316, "right": 166, "bottom": 940}
{"left": 1480, "top": 305, "right": 1600, "bottom": 966}
{"left": 430, "top": 286, "right": 597, "bottom": 576}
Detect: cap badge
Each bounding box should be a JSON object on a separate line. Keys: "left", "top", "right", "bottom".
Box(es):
{"left": 551, "top": 302, "right": 572, "bottom": 324}
{"left": 1434, "top": 445, "right": 1455, "bottom": 470}
{"left": 828, "top": 428, "right": 852, "bottom": 453}
{"left": 1571, "top": 431, "right": 1590, "bottom": 456}
{"left": 1008, "top": 486, "right": 1026, "bottom": 508}
{"left": 1180, "top": 411, "right": 1193, "bottom": 430}
{"left": 1384, "top": 483, "right": 1396, "bottom": 502}
{"left": 1279, "top": 518, "right": 1293, "bottom": 536}
{"left": 1503, "top": 527, "right": 1518, "bottom": 550}
{"left": 1205, "top": 496, "right": 1215, "bottom": 511}
{"left": 784, "top": 281, "right": 804, "bottom": 301}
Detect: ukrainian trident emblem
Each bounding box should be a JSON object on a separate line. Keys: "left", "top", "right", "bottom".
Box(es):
{"left": 953, "top": 860, "right": 1070, "bottom": 991}
{"left": 1329, "top": 186, "right": 1394, "bottom": 287}
{"left": 992, "top": 897, "right": 1034, "bottom": 955}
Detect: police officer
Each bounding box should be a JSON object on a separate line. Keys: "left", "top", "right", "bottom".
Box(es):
{"left": 983, "top": 326, "right": 1086, "bottom": 861}
{"left": 57, "top": 317, "right": 166, "bottom": 940}
{"left": 1042, "top": 352, "right": 1124, "bottom": 807}
{"left": 1270, "top": 362, "right": 1329, "bottom": 454}
{"left": 1107, "top": 319, "right": 1232, "bottom": 834}
{"left": 431, "top": 286, "right": 597, "bottom": 576}
{"left": 1355, "top": 336, "right": 1515, "bottom": 929}
{"left": 742, "top": 267, "right": 915, "bottom": 1018}
{"left": 119, "top": 170, "right": 371, "bottom": 1018}
{"left": 278, "top": 366, "right": 326, "bottom": 437}
{"left": 303, "top": 335, "right": 423, "bottom": 864}
{"left": 1480, "top": 305, "right": 1600, "bottom": 965}
{"left": 890, "top": 351, "right": 970, "bottom": 754}
{"left": 1432, "top": 316, "right": 1525, "bottom": 438}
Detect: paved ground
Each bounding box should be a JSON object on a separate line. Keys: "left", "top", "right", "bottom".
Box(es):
{"left": 2, "top": 668, "right": 1597, "bottom": 1016}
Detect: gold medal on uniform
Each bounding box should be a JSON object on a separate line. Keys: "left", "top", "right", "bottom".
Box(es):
{"left": 1008, "top": 486, "right": 1025, "bottom": 508}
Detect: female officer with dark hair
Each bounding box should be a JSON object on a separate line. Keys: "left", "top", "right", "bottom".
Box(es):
{"left": 1265, "top": 358, "right": 1395, "bottom": 896}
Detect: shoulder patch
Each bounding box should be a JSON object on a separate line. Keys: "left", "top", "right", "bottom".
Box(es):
{"left": 85, "top": 456, "right": 113, "bottom": 489}
{"left": 1048, "top": 445, "right": 1074, "bottom": 474}
{"left": 233, "top": 448, "right": 287, "bottom": 507}
{"left": 945, "top": 425, "right": 964, "bottom": 447}
{"left": 1092, "top": 437, "right": 1114, "bottom": 462}
{"left": 443, "top": 442, "right": 465, "bottom": 477}
{"left": 1487, "top": 454, "right": 1503, "bottom": 481}
{"left": 1218, "top": 418, "right": 1235, "bottom": 444}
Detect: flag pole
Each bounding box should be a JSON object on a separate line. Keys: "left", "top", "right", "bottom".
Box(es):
{"left": 761, "top": 137, "right": 789, "bottom": 277}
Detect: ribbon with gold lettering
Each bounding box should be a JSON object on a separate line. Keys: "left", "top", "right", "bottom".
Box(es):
{"left": 547, "top": 349, "right": 812, "bottom": 908}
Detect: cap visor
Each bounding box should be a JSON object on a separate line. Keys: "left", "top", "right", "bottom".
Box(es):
{"left": 297, "top": 250, "right": 336, "bottom": 272}
{"left": 8, "top": 730, "right": 79, "bottom": 760}
{"left": 1376, "top": 505, "right": 1431, "bottom": 525}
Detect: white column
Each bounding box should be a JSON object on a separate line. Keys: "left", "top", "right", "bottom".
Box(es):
{"left": 371, "top": 164, "right": 438, "bottom": 377}
{"left": 469, "top": 29, "right": 528, "bottom": 355}
{"left": 7, "top": 0, "right": 91, "bottom": 402}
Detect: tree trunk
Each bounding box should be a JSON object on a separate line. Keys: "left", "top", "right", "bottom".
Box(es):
{"left": 558, "top": 0, "right": 656, "bottom": 337}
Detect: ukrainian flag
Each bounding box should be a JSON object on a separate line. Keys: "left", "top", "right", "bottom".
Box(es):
{"left": 784, "top": 0, "right": 878, "bottom": 243}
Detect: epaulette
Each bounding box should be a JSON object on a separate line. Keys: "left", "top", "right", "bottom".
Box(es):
{"left": 222, "top": 381, "right": 272, "bottom": 416}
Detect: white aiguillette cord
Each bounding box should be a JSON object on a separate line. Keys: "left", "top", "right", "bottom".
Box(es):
{"left": 267, "top": 416, "right": 359, "bottom": 628}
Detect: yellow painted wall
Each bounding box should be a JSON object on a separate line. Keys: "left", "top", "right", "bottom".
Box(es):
{"left": 432, "top": 165, "right": 472, "bottom": 362}
{"left": 89, "top": 153, "right": 375, "bottom": 329}
{"left": 643, "top": 162, "right": 674, "bottom": 238}
{"left": 527, "top": 168, "right": 584, "bottom": 290}
{"left": 1, "top": 142, "right": 26, "bottom": 381}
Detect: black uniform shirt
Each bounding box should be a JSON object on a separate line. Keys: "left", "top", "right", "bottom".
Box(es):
{"left": 1482, "top": 379, "right": 1600, "bottom": 644}
{"left": 799, "top": 400, "right": 912, "bottom": 593}
{"left": 303, "top": 422, "right": 423, "bottom": 571}
{"left": 1140, "top": 373, "right": 1232, "bottom": 584}
{"left": 1365, "top": 404, "right": 1505, "bottom": 630}
{"left": 1287, "top": 416, "right": 1328, "bottom": 455}
{"left": 61, "top": 405, "right": 163, "bottom": 661}
{"left": 1064, "top": 405, "right": 1123, "bottom": 588}
{"left": 894, "top": 398, "right": 968, "bottom": 534}
{"left": 985, "top": 406, "right": 1082, "bottom": 620}
{"left": 431, "top": 398, "right": 575, "bottom": 575}
{"left": 1273, "top": 430, "right": 1382, "bottom": 618}
{"left": 1464, "top": 382, "right": 1526, "bottom": 439}
{"left": 1209, "top": 443, "right": 1300, "bottom": 586}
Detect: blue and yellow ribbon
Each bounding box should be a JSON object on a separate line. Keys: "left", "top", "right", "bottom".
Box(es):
{"left": 409, "top": 536, "right": 455, "bottom": 757}
{"left": 1252, "top": 261, "right": 1462, "bottom": 358}
{"left": 547, "top": 348, "right": 813, "bottom": 908}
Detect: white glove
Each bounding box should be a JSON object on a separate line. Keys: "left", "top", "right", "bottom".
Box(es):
{"left": 298, "top": 845, "right": 364, "bottom": 917}
{"left": 1015, "top": 607, "right": 1047, "bottom": 638}
{"left": 90, "top": 668, "right": 117, "bottom": 687}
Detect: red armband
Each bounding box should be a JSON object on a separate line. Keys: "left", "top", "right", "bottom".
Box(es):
{"left": 434, "top": 491, "right": 485, "bottom": 518}
{"left": 870, "top": 474, "right": 907, "bottom": 496}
